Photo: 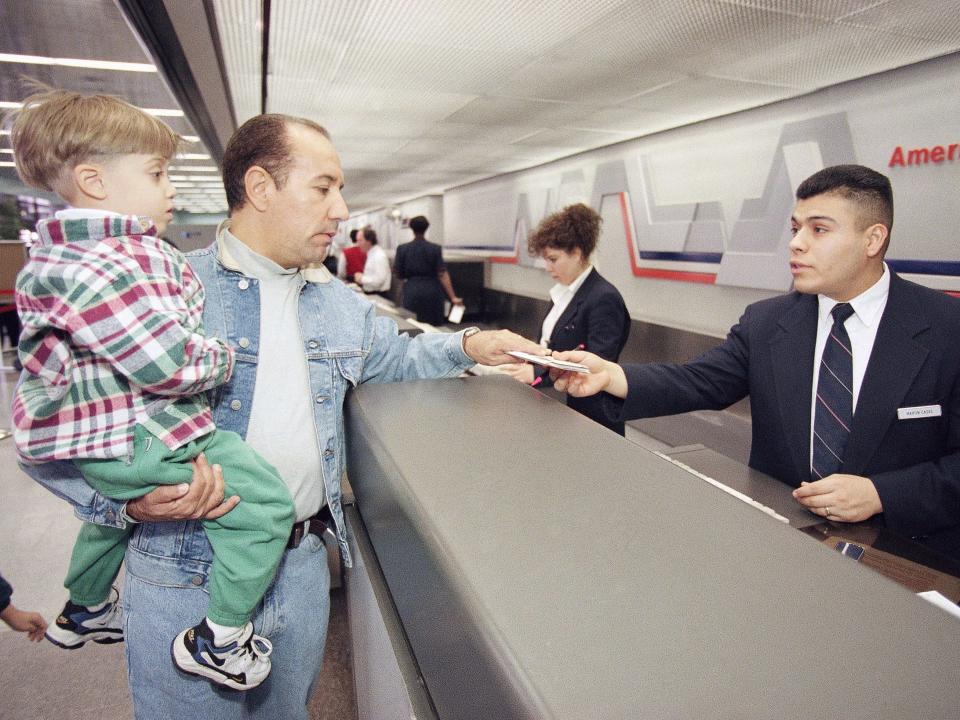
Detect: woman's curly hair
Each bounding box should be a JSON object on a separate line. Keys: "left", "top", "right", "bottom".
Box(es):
{"left": 527, "top": 203, "right": 601, "bottom": 258}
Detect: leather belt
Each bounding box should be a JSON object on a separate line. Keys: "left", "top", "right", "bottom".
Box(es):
{"left": 287, "top": 505, "right": 332, "bottom": 549}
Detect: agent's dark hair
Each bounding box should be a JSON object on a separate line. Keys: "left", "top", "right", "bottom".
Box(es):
{"left": 349, "top": 228, "right": 358, "bottom": 242}
{"left": 528, "top": 203, "right": 601, "bottom": 258}
{"left": 796, "top": 165, "right": 893, "bottom": 249}
{"left": 409, "top": 215, "right": 429, "bottom": 235}
{"left": 361, "top": 226, "right": 378, "bottom": 245}
{"left": 223, "top": 113, "right": 330, "bottom": 212}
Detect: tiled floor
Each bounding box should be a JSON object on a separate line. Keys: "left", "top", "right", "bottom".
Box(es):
{"left": 0, "top": 356, "right": 355, "bottom": 720}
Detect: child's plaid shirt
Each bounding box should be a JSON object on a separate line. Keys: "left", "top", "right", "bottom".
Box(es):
{"left": 13, "top": 215, "right": 234, "bottom": 463}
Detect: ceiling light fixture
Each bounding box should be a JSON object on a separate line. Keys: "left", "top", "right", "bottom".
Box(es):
{"left": 1, "top": 100, "right": 183, "bottom": 117}
{"left": 0, "top": 53, "right": 156, "bottom": 73}
{"left": 178, "top": 153, "right": 211, "bottom": 160}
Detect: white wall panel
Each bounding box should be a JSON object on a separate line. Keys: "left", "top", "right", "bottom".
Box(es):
{"left": 442, "top": 54, "right": 960, "bottom": 337}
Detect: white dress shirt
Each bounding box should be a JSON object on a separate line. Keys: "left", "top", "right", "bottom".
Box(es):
{"left": 358, "top": 244, "right": 391, "bottom": 292}
{"left": 808, "top": 263, "right": 890, "bottom": 467}
{"left": 540, "top": 265, "right": 594, "bottom": 345}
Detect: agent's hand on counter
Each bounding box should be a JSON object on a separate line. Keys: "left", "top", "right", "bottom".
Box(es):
{"left": 549, "top": 350, "right": 629, "bottom": 399}
{"left": 462, "top": 329, "right": 545, "bottom": 366}
{"left": 792, "top": 474, "right": 883, "bottom": 522}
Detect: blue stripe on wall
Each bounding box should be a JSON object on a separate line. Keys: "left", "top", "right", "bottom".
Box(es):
{"left": 886, "top": 260, "right": 960, "bottom": 277}
{"left": 637, "top": 251, "right": 724, "bottom": 263}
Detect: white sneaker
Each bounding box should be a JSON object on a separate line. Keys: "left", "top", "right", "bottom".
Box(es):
{"left": 45, "top": 587, "right": 124, "bottom": 649}
{"left": 172, "top": 619, "right": 272, "bottom": 691}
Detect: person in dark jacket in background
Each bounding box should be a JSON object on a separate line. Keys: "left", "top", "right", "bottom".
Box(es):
{"left": 0, "top": 572, "right": 47, "bottom": 642}
{"left": 504, "top": 203, "right": 631, "bottom": 434}
{"left": 394, "top": 215, "right": 462, "bottom": 325}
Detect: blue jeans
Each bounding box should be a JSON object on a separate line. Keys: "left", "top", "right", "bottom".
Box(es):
{"left": 123, "top": 531, "right": 331, "bottom": 720}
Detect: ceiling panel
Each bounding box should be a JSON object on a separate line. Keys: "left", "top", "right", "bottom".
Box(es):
{"left": 840, "top": 0, "right": 960, "bottom": 43}
{"left": 716, "top": 1, "right": 894, "bottom": 21}
{"left": 205, "top": 0, "right": 960, "bottom": 212}
{"left": 716, "top": 18, "right": 960, "bottom": 87}
{"left": 510, "top": 127, "right": 636, "bottom": 151}
{"left": 496, "top": 61, "right": 688, "bottom": 106}
{"left": 443, "top": 96, "right": 595, "bottom": 127}
{"left": 621, "top": 75, "right": 796, "bottom": 117}
{"left": 211, "top": 0, "right": 260, "bottom": 124}
{"left": 8, "top": 0, "right": 957, "bottom": 219}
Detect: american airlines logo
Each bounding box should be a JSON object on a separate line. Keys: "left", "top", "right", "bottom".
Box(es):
{"left": 459, "top": 112, "right": 958, "bottom": 294}
{"left": 889, "top": 144, "right": 960, "bottom": 166}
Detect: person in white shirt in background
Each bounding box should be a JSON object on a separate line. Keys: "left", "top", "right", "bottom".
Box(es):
{"left": 354, "top": 226, "right": 391, "bottom": 294}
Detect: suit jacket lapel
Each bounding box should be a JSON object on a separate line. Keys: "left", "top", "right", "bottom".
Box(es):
{"left": 843, "top": 274, "right": 930, "bottom": 475}
{"left": 768, "top": 293, "right": 819, "bottom": 483}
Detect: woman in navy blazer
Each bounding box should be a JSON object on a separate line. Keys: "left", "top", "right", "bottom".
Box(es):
{"left": 505, "top": 203, "right": 631, "bottom": 434}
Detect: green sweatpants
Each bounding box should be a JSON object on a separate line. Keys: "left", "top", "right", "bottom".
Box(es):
{"left": 70, "top": 425, "right": 295, "bottom": 626}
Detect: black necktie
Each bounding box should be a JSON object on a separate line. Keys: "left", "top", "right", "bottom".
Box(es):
{"left": 812, "top": 303, "right": 855, "bottom": 479}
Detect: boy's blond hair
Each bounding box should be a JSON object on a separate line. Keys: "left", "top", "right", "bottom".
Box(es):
{"left": 8, "top": 87, "right": 181, "bottom": 198}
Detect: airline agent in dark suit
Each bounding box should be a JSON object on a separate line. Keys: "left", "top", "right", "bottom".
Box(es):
{"left": 551, "top": 166, "right": 960, "bottom": 563}
{"left": 505, "top": 203, "right": 631, "bottom": 434}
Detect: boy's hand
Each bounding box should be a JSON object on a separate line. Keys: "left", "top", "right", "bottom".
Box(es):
{"left": 126, "top": 453, "right": 240, "bottom": 522}
{"left": 0, "top": 605, "right": 48, "bottom": 642}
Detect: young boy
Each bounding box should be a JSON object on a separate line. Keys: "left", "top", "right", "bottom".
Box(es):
{"left": 9, "top": 89, "right": 295, "bottom": 691}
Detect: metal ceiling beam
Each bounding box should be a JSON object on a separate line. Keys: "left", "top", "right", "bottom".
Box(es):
{"left": 114, "top": 0, "right": 236, "bottom": 163}
{"left": 261, "top": 0, "right": 270, "bottom": 114}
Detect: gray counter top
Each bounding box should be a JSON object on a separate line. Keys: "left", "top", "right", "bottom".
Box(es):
{"left": 346, "top": 374, "right": 960, "bottom": 719}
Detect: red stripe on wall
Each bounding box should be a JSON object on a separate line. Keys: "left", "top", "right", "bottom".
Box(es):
{"left": 631, "top": 268, "right": 717, "bottom": 284}
{"left": 620, "top": 192, "right": 716, "bottom": 284}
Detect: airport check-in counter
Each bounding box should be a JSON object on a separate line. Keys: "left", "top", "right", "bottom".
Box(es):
{"left": 344, "top": 375, "right": 960, "bottom": 719}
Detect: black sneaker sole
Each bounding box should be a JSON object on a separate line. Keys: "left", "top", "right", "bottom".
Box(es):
{"left": 45, "top": 630, "right": 124, "bottom": 649}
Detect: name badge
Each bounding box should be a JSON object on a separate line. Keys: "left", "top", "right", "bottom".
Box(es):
{"left": 897, "top": 404, "right": 942, "bottom": 420}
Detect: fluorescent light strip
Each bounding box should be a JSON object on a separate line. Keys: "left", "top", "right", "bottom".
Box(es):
{"left": 1, "top": 100, "right": 183, "bottom": 117}
{"left": 178, "top": 153, "right": 211, "bottom": 160}
{"left": 0, "top": 161, "right": 16, "bottom": 167}
{"left": 170, "top": 166, "right": 219, "bottom": 172}
{"left": 0, "top": 53, "right": 156, "bottom": 73}
{"left": 1, "top": 149, "right": 13, "bottom": 154}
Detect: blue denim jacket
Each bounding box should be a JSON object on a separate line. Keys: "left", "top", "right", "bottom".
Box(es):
{"left": 23, "top": 233, "right": 474, "bottom": 583}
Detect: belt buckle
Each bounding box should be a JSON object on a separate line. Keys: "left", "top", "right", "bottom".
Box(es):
{"left": 289, "top": 521, "right": 305, "bottom": 549}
